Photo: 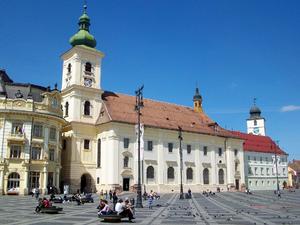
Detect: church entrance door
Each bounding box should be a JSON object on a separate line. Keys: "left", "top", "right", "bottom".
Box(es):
{"left": 235, "top": 179, "right": 239, "bottom": 190}
{"left": 123, "top": 178, "right": 130, "bottom": 191}
{"left": 80, "top": 174, "right": 92, "bottom": 193}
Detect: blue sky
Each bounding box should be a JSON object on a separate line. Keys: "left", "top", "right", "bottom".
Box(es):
{"left": 1, "top": 0, "right": 299, "bottom": 160}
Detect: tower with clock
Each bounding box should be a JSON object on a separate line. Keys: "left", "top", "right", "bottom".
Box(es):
{"left": 60, "top": 4, "right": 104, "bottom": 123}
{"left": 247, "top": 99, "right": 266, "bottom": 136}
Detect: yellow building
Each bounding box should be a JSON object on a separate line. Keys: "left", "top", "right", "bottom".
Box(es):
{"left": 0, "top": 70, "right": 65, "bottom": 195}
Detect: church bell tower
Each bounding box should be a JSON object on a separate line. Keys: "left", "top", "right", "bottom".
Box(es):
{"left": 60, "top": 4, "right": 104, "bottom": 123}
{"left": 247, "top": 99, "right": 266, "bottom": 136}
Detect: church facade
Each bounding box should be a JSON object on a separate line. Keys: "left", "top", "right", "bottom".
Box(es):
{"left": 60, "top": 6, "right": 246, "bottom": 194}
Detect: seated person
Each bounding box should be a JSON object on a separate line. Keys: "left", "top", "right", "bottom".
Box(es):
{"left": 119, "top": 199, "right": 135, "bottom": 221}
{"left": 35, "top": 198, "right": 43, "bottom": 212}
{"left": 98, "top": 200, "right": 112, "bottom": 215}
{"left": 153, "top": 192, "right": 160, "bottom": 200}
{"left": 42, "top": 197, "right": 52, "bottom": 208}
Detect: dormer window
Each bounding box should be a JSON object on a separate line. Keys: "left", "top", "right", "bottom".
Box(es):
{"left": 15, "top": 90, "right": 23, "bottom": 98}
{"left": 84, "top": 101, "right": 91, "bottom": 115}
{"left": 85, "top": 62, "right": 92, "bottom": 72}
{"left": 67, "top": 63, "right": 72, "bottom": 73}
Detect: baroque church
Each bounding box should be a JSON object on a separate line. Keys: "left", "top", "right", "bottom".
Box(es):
{"left": 0, "top": 4, "right": 288, "bottom": 195}
{"left": 60, "top": 5, "right": 245, "bottom": 194}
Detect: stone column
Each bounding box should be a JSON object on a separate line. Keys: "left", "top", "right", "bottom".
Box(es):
{"left": 211, "top": 147, "right": 217, "bottom": 185}
{"left": 43, "top": 166, "right": 48, "bottom": 194}
{"left": 0, "top": 170, "right": 3, "bottom": 195}
{"left": 195, "top": 145, "right": 200, "bottom": 185}
{"left": 23, "top": 169, "right": 29, "bottom": 195}
{"left": 157, "top": 136, "right": 164, "bottom": 187}
{"left": 56, "top": 167, "right": 60, "bottom": 193}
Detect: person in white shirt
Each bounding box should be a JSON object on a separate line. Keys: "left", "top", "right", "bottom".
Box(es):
{"left": 115, "top": 199, "right": 124, "bottom": 214}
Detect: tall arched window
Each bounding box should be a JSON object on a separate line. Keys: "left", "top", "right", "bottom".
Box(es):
{"left": 203, "top": 168, "right": 209, "bottom": 184}
{"left": 85, "top": 62, "right": 92, "bottom": 72}
{"left": 167, "top": 167, "right": 174, "bottom": 179}
{"left": 218, "top": 169, "right": 224, "bottom": 184}
{"left": 123, "top": 156, "right": 129, "bottom": 168}
{"left": 65, "top": 101, "right": 69, "bottom": 117}
{"left": 146, "top": 166, "right": 154, "bottom": 179}
{"left": 187, "top": 168, "right": 193, "bottom": 180}
{"left": 7, "top": 172, "right": 20, "bottom": 190}
{"left": 84, "top": 101, "right": 91, "bottom": 115}
{"left": 67, "top": 63, "right": 72, "bottom": 73}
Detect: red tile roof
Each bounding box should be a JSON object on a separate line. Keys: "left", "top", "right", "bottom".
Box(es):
{"left": 98, "top": 91, "right": 239, "bottom": 139}
{"left": 231, "top": 131, "right": 287, "bottom": 155}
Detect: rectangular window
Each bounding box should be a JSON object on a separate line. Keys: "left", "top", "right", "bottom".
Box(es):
{"left": 248, "top": 167, "right": 252, "bottom": 174}
{"left": 260, "top": 157, "right": 262, "bottom": 163}
{"left": 234, "top": 149, "right": 238, "bottom": 156}
{"left": 261, "top": 168, "right": 264, "bottom": 175}
{"left": 11, "top": 122, "right": 23, "bottom": 135}
{"left": 218, "top": 148, "right": 222, "bottom": 157}
{"left": 203, "top": 146, "right": 208, "bottom": 156}
{"left": 248, "top": 156, "right": 250, "bottom": 160}
{"left": 266, "top": 168, "right": 269, "bottom": 175}
{"left": 33, "top": 124, "right": 43, "bottom": 138}
{"left": 10, "top": 145, "right": 21, "bottom": 158}
{"left": 254, "top": 156, "right": 256, "bottom": 161}
{"left": 265, "top": 157, "right": 268, "bottom": 162}
{"left": 124, "top": 138, "right": 129, "bottom": 148}
{"left": 168, "top": 143, "right": 173, "bottom": 153}
{"left": 29, "top": 172, "right": 40, "bottom": 189}
{"left": 147, "top": 141, "right": 153, "bottom": 151}
{"left": 187, "top": 145, "right": 192, "bottom": 154}
{"left": 97, "top": 177, "right": 100, "bottom": 184}
{"left": 49, "top": 128, "right": 56, "bottom": 140}
{"left": 84, "top": 139, "right": 90, "bottom": 150}
{"left": 31, "top": 147, "right": 41, "bottom": 160}
{"left": 49, "top": 149, "right": 55, "bottom": 161}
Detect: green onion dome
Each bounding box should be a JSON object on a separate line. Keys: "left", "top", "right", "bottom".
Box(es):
{"left": 69, "top": 5, "right": 97, "bottom": 48}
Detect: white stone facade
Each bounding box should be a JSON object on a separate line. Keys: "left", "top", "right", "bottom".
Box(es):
{"left": 244, "top": 151, "right": 288, "bottom": 190}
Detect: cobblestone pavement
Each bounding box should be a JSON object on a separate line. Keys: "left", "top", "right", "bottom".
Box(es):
{"left": 0, "top": 190, "right": 299, "bottom": 225}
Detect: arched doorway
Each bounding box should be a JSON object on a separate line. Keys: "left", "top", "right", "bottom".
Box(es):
{"left": 80, "top": 173, "right": 93, "bottom": 193}
{"left": 7, "top": 172, "right": 20, "bottom": 193}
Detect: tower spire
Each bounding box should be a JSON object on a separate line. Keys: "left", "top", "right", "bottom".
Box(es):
{"left": 193, "top": 86, "right": 203, "bottom": 113}
{"left": 69, "top": 0, "right": 97, "bottom": 48}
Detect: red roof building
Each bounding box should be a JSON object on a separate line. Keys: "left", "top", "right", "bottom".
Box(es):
{"left": 231, "top": 131, "right": 287, "bottom": 155}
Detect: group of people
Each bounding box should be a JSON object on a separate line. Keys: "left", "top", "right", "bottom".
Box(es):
{"left": 99, "top": 189, "right": 116, "bottom": 200}
{"left": 202, "top": 190, "right": 215, "bottom": 197}
{"left": 35, "top": 197, "right": 52, "bottom": 212}
{"left": 143, "top": 190, "right": 160, "bottom": 209}
{"left": 97, "top": 198, "right": 135, "bottom": 222}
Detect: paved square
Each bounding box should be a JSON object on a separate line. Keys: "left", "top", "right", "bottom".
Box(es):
{"left": 0, "top": 190, "right": 299, "bottom": 225}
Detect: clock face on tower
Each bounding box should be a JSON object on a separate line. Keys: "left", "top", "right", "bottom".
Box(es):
{"left": 84, "top": 78, "right": 92, "bottom": 87}
{"left": 253, "top": 127, "right": 259, "bottom": 134}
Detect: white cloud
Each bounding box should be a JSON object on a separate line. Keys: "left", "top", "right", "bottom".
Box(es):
{"left": 281, "top": 105, "right": 300, "bottom": 112}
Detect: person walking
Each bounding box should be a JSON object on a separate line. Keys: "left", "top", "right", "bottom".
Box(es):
{"left": 109, "top": 189, "right": 113, "bottom": 200}
{"left": 112, "top": 191, "right": 118, "bottom": 210}
{"left": 148, "top": 193, "right": 153, "bottom": 209}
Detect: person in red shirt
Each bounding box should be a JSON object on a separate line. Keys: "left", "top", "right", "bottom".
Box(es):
{"left": 42, "top": 197, "right": 51, "bottom": 208}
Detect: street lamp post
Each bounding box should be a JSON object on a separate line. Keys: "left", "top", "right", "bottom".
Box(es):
{"left": 178, "top": 126, "right": 184, "bottom": 199}
{"left": 135, "top": 85, "right": 144, "bottom": 208}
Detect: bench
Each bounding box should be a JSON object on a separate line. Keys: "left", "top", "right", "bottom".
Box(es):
{"left": 39, "top": 206, "right": 63, "bottom": 214}
{"left": 98, "top": 214, "right": 125, "bottom": 222}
